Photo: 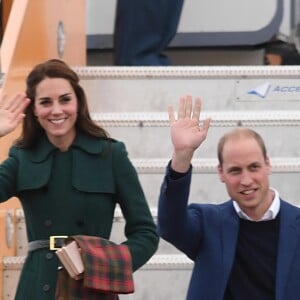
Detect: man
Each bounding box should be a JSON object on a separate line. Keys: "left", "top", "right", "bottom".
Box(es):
{"left": 158, "top": 95, "right": 300, "bottom": 299}
{"left": 114, "top": 0, "right": 184, "bottom": 65}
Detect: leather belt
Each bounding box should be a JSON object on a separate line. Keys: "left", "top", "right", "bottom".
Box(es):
{"left": 28, "top": 236, "right": 68, "bottom": 252}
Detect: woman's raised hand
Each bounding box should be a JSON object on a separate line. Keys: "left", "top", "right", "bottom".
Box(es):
{"left": 168, "top": 95, "right": 211, "bottom": 172}
{"left": 0, "top": 93, "right": 30, "bottom": 137}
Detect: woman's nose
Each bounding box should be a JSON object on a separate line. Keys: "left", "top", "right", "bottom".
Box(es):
{"left": 51, "top": 102, "right": 63, "bottom": 114}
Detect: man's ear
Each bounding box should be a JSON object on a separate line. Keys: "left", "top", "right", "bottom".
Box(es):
{"left": 217, "top": 164, "right": 225, "bottom": 182}
{"left": 265, "top": 156, "right": 271, "bottom": 175}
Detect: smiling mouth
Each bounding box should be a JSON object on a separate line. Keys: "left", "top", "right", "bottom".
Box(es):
{"left": 49, "top": 118, "right": 66, "bottom": 124}
{"left": 240, "top": 189, "right": 257, "bottom": 195}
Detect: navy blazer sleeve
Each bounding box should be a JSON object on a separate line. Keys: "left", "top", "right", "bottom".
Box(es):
{"left": 158, "top": 163, "right": 205, "bottom": 259}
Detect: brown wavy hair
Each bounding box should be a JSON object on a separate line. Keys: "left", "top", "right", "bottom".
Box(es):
{"left": 15, "top": 59, "right": 109, "bottom": 147}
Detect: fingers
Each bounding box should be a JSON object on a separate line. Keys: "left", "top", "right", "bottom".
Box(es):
{"left": 0, "top": 93, "right": 7, "bottom": 108}
{"left": 175, "top": 95, "right": 202, "bottom": 119}
{"left": 177, "top": 96, "right": 185, "bottom": 119}
{"left": 12, "top": 95, "right": 31, "bottom": 116}
{"left": 185, "top": 95, "right": 192, "bottom": 118}
{"left": 1, "top": 93, "right": 30, "bottom": 118}
{"left": 5, "top": 93, "right": 29, "bottom": 112}
{"left": 168, "top": 105, "right": 175, "bottom": 124}
{"left": 11, "top": 113, "right": 26, "bottom": 127}
{"left": 202, "top": 118, "right": 211, "bottom": 133}
{"left": 169, "top": 95, "right": 211, "bottom": 127}
{"left": 176, "top": 95, "right": 193, "bottom": 119}
{"left": 192, "top": 97, "right": 201, "bottom": 121}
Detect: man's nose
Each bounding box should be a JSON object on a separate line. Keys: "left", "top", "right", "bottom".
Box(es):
{"left": 240, "top": 171, "right": 253, "bottom": 185}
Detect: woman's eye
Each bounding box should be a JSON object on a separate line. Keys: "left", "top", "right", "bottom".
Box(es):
{"left": 61, "top": 96, "right": 71, "bottom": 103}
{"left": 40, "top": 99, "right": 51, "bottom": 106}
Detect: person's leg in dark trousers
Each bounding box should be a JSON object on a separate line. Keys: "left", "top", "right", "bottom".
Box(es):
{"left": 114, "top": 0, "right": 184, "bottom": 66}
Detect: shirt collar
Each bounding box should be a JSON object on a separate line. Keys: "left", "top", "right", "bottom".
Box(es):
{"left": 233, "top": 188, "right": 280, "bottom": 221}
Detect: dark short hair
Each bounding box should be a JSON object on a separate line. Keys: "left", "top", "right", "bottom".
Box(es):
{"left": 15, "top": 59, "right": 108, "bottom": 147}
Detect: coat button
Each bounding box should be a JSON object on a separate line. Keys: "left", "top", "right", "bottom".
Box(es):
{"left": 43, "top": 284, "right": 50, "bottom": 292}
{"left": 45, "top": 252, "right": 54, "bottom": 260}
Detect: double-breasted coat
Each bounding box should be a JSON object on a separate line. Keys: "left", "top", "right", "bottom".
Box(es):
{"left": 0, "top": 132, "right": 158, "bottom": 299}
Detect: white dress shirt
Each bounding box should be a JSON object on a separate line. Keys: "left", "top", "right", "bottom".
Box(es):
{"left": 233, "top": 188, "right": 280, "bottom": 221}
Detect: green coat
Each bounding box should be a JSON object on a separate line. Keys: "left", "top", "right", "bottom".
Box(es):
{"left": 0, "top": 132, "right": 158, "bottom": 299}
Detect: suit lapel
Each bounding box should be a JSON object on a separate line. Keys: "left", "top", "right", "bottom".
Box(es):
{"left": 276, "top": 201, "right": 300, "bottom": 300}
{"left": 221, "top": 202, "right": 240, "bottom": 283}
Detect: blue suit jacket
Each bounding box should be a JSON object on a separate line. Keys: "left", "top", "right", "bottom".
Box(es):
{"left": 158, "top": 166, "right": 300, "bottom": 300}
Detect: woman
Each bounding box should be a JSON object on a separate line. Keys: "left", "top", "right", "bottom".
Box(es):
{"left": 0, "top": 59, "right": 159, "bottom": 299}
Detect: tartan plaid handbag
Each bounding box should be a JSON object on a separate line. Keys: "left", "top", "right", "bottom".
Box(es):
{"left": 55, "top": 235, "right": 134, "bottom": 300}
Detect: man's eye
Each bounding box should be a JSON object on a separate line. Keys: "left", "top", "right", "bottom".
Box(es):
{"left": 229, "top": 169, "right": 240, "bottom": 174}
{"left": 251, "top": 165, "right": 260, "bottom": 171}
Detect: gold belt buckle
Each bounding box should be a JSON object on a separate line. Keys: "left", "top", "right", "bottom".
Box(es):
{"left": 50, "top": 236, "right": 68, "bottom": 250}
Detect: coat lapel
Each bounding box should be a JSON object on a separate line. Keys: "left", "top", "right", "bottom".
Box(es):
{"left": 220, "top": 202, "right": 240, "bottom": 284}
{"left": 276, "top": 200, "right": 300, "bottom": 300}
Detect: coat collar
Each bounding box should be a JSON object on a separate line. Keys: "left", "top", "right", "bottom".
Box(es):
{"left": 29, "top": 132, "right": 107, "bottom": 162}
{"left": 72, "top": 132, "right": 106, "bottom": 154}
